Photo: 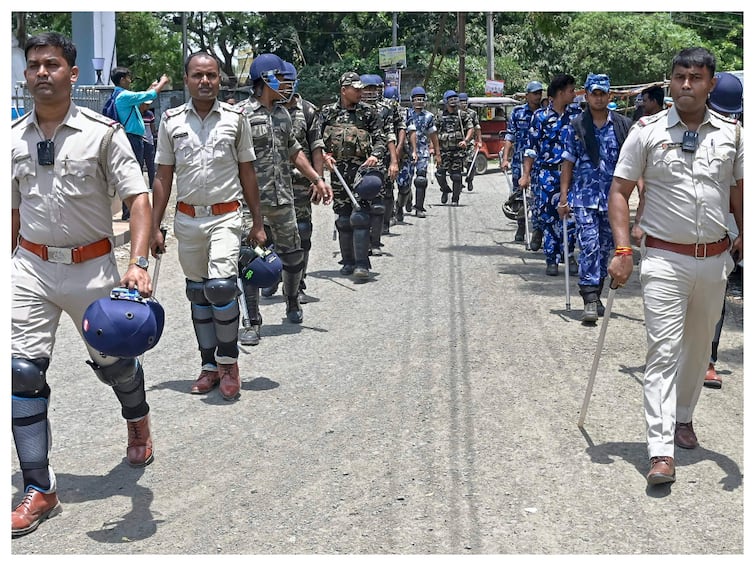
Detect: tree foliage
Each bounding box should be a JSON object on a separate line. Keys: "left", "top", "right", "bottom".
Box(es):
{"left": 12, "top": 11, "right": 744, "bottom": 105}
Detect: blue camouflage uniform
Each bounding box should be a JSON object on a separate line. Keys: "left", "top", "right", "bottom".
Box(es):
{"left": 504, "top": 102, "right": 539, "bottom": 229}
{"left": 563, "top": 113, "right": 624, "bottom": 287}
{"left": 524, "top": 102, "right": 581, "bottom": 265}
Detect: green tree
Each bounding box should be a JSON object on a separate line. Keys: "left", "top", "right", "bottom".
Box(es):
{"left": 114, "top": 12, "right": 183, "bottom": 90}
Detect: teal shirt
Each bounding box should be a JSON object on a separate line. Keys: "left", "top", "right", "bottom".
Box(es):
{"left": 114, "top": 87, "right": 158, "bottom": 136}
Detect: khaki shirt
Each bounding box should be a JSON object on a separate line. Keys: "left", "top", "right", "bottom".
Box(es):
{"left": 11, "top": 103, "right": 147, "bottom": 246}
{"left": 614, "top": 105, "right": 744, "bottom": 244}
{"left": 155, "top": 99, "right": 255, "bottom": 205}
{"left": 236, "top": 97, "right": 301, "bottom": 206}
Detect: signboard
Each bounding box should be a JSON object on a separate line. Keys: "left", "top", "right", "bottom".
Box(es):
{"left": 485, "top": 79, "right": 505, "bottom": 96}
{"left": 385, "top": 69, "right": 401, "bottom": 96}
{"left": 379, "top": 46, "right": 407, "bottom": 69}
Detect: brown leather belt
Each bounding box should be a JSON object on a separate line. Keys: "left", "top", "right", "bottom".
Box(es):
{"left": 19, "top": 236, "right": 112, "bottom": 264}
{"left": 177, "top": 200, "right": 240, "bottom": 218}
{"left": 645, "top": 235, "right": 730, "bottom": 259}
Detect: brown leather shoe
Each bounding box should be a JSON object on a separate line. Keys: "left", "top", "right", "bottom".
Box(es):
{"left": 704, "top": 363, "right": 722, "bottom": 389}
{"left": 127, "top": 414, "right": 154, "bottom": 467}
{"left": 12, "top": 488, "right": 62, "bottom": 537}
{"left": 675, "top": 421, "right": 699, "bottom": 449}
{"left": 647, "top": 456, "right": 676, "bottom": 485}
{"left": 191, "top": 368, "right": 220, "bottom": 394}
{"left": 218, "top": 362, "right": 241, "bottom": 400}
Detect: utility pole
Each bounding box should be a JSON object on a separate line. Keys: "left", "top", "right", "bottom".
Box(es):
{"left": 486, "top": 12, "right": 494, "bottom": 80}
{"left": 392, "top": 12, "right": 398, "bottom": 47}
{"left": 458, "top": 12, "right": 466, "bottom": 92}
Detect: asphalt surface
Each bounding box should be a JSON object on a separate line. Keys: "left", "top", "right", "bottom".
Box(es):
{"left": 10, "top": 167, "right": 745, "bottom": 557}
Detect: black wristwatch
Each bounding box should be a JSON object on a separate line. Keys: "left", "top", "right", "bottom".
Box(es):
{"left": 129, "top": 256, "right": 149, "bottom": 270}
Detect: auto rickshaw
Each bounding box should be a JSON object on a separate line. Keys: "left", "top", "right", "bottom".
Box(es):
{"left": 466, "top": 96, "right": 520, "bottom": 174}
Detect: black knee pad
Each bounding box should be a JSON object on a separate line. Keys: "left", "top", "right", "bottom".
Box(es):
{"left": 87, "top": 357, "right": 138, "bottom": 387}
{"left": 204, "top": 277, "right": 239, "bottom": 306}
{"left": 350, "top": 210, "right": 371, "bottom": 229}
{"left": 186, "top": 279, "right": 209, "bottom": 305}
{"left": 297, "top": 220, "right": 313, "bottom": 242}
{"left": 450, "top": 172, "right": 463, "bottom": 183}
{"left": 12, "top": 357, "right": 50, "bottom": 396}
{"left": 279, "top": 250, "right": 305, "bottom": 273}
{"left": 335, "top": 214, "right": 352, "bottom": 234}
{"left": 414, "top": 176, "right": 428, "bottom": 190}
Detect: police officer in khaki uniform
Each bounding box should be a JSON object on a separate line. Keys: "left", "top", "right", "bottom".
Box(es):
{"left": 151, "top": 51, "right": 265, "bottom": 401}
{"left": 236, "top": 53, "right": 331, "bottom": 341}
{"left": 11, "top": 32, "right": 154, "bottom": 537}
{"left": 608, "top": 47, "right": 744, "bottom": 486}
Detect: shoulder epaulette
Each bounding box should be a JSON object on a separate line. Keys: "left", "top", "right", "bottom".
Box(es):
{"left": 709, "top": 109, "right": 738, "bottom": 125}
{"left": 79, "top": 106, "right": 120, "bottom": 128}
{"left": 163, "top": 105, "right": 188, "bottom": 120}
{"left": 637, "top": 110, "right": 666, "bottom": 127}
{"left": 220, "top": 101, "right": 244, "bottom": 114}
{"left": 11, "top": 112, "right": 32, "bottom": 128}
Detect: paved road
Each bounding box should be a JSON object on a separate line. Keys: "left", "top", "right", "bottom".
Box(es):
{"left": 11, "top": 169, "right": 744, "bottom": 556}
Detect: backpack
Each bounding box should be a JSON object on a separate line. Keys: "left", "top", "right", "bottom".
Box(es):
{"left": 102, "top": 87, "right": 134, "bottom": 124}
{"left": 102, "top": 87, "right": 122, "bottom": 121}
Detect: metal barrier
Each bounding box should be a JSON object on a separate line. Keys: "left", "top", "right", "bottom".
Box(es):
{"left": 18, "top": 82, "right": 185, "bottom": 127}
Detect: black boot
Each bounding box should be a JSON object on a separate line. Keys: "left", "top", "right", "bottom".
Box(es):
{"left": 451, "top": 178, "right": 462, "bottom": 205}
{"left": 515, "top": 219, "right": 526, "bottom": 242}
{"left": 414, "top": 186, "right": 427, "bottom": 218}
{"left": 282, "top": 267, "right": 304, "bottom": 323}
{"left": 596, "top": 278, "right": 606, "bottom": 316}
{"left": 579, "top": 285, "right": 600, "bottom": 324}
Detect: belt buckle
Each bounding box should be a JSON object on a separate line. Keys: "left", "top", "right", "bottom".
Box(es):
{"left": 194, "top": 205, "right": 212, "bottom": 218}
{"left": 694, "top": 242, "right": 707, "bottom": 259}
{"left": 46, "top": 246, "right": 73, "bottom": 264}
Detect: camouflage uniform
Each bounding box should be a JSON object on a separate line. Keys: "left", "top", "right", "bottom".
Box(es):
{"left": 524, "top": 102, "right": 581, "bottom": 267}
{"left": 319, "top": 99, "right": 386, "bottom": 271}
{"left": 236, "top": 96, "right": 304, "bottom": 326}
{"left": 435, "top": 106, "right": 474, "bottom": 204}
{"left": 462, "top": 105, "right": 481, "bottom": 189}
{"left": 287, "top": 93, "right": 325, "bottom": 294}
{"left": 398, "top": 106, "right": 437, "bottom": 214}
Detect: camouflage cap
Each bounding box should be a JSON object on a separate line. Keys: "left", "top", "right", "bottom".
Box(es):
{"left": 585, "top": 73, "right": 610, "bottom": 93}
{"left": 340, "top": 72, "right": 364, "bottom": 89}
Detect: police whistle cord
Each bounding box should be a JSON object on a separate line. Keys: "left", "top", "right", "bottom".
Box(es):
{"left": 562, "top": 214, "right": 571, "bottom": 312}
{"left": 330, "top": 164, "right": 361, "bottom": 211}
{"left": 578, "top": 278, "right": 620, "bottom": 428}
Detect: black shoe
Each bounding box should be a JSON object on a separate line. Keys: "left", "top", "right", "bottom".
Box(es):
{"left": 467, "top": 181, "right": 473, "bottom": 191}
{"left": 546, "top": 263, "right": 558, "bottom": 276}
{"left": 581, "top": 301, "right": 599, "bottom": 324}
{"left": 530, "top": 229, "right": 543, "bottom": 251}
{"left": 395, "top": 209, "right": 404, "bottom": 222}
{"left": 441, "top": 192, "right": 449, "bottom": 204}
{"left": 568, "top": 256, "right": 578, "bottom": 276}
{"left": 340, "top": 264, "right": 355, "bottom": 276}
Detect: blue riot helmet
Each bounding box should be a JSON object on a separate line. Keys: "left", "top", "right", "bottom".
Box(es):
{"left": 280, "top": 60, "right": 299, "bottom": 100}
{"left": 443, "top": 89, "right": 459, "bottom": 108}
{"left": 458, "top": 92, "right": 469, "bottom": 108}
{"left": 82, "top": 288, "right": 165, "bottom": 358}
{"left": 249, "top": 53, "right": 287, "bottom": 101}
{"left": 709, "top": 72, "right": 743, "bottom": 117}
{"left": 353, "top": 168, "right": 384, "bottom": 200}
{"left": 411, "top": 86, "right": 427, "bottom": 110}
{"left": 360, "top": 74, "right": 383, "bottom": 104}
{"left": 240, "top": 244, "right": 283, "bottom": 288}
{"left": 384, "top": 86, "right": 398, "bottom": 101}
